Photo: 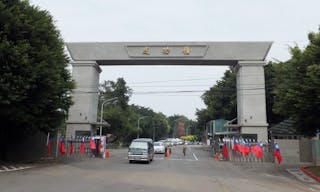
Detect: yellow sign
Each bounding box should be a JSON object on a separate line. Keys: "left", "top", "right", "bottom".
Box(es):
{"left": 183, "top": 46, "right": 190, "bottom": 55}
{"left": 143, "top": 47, "right": 150, "bottom": 55}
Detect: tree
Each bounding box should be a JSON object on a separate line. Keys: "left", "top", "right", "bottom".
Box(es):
{"left": 201, "top": 69, "right": 237, "bottom": 121}
{"left": 0, "top": 0, "right": 74, "bottom": 160}
{"left": 99, "top": 78, "right": 172, "bottom": 143}
{"left": 99, "top": 78, "right": 133, "bottom": 142}
{"left": 99, "top": 78, "right": 132, "bottom": 109}
{"left": 0, "top": 1, "right": 74, "bottom": 136}
{"left": 264, "top": 62, "right": 285, "bottom": 126}
{"left": 273, "top": 31, "right": 320, "bottom": 136}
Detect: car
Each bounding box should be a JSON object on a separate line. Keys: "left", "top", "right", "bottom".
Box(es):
{"left": 153, "top": 142, "right": 165, "bottom": 154}
{"left": 128, "top": 138, "right": 154, "bottom": 163}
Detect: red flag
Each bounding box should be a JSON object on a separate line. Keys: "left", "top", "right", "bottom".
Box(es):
{"left": 243, "top": 145, "right": 251, "bottom": 156}
{"left": 238, "top": 142, "right": 244, "bottom": 154}
{"left": 274, "top": 144, "right": 282, "bottom": 164}
{"left": 79, "top": 138, "right": 85, "bottom": 155}
{"left": 98, "top": 142, "right": 102, "bottom": 155}
{"left": 90, "top": 139, "right": 96, "bottom": 149}
{"left": 233, "top": 140, "right": 240, "bottom": 152}
{"left": 252, "top": 143, "right": 264, "bottom": 159}
{"left": 46, "top": 133, "right": 51, "bottom": 157}
{"left": 47, "top": 142, "right": 51, "bottom": 157}
{"left": 69, "top": 141, "right": 74, "bottom": 155}
{"left": 59, "top": 140, "right": 66, "bottom": 155}
{"left": 222, "top": 143, "right": 229, "bottom": 160}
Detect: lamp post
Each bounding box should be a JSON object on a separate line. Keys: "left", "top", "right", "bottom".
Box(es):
{"left": 137, "top": 116, "right": 148, "bottom": 138}
{"left": 99, "top": 97, "right": 117, "bottom": 136}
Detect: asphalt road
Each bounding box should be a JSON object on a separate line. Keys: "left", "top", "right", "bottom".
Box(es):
{"left": 0, "top": 145, "right": 319, "bottom": 192}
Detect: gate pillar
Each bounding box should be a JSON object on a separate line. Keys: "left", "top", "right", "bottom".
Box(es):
{"left": 236, "top": 61, "right": 268, "bottom": 142}
{"left": 66, "top": 61, "right": 101, "bottom": 137}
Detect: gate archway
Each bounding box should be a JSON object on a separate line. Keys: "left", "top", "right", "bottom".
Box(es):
{"left": 65, "top": 42, "right": 272, "bottom": 142}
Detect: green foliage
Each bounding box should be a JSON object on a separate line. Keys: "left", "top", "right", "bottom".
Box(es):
{"left": 273, "top": 31, "right": 320, "bottom": 136}
{"left": 201, "top": 70, "right": 237, "bottom": 120}
{"left": 264, "top": 62, "right": 285, "bottom": 126}
{"left": 100, "top": 78, "right": 132, "bottom": 109}
{"left": 0, "top": 0, "right": 74, "bottom": 135}
{"left": 196, "top": 63, "right": 285, "bottom": 135}
{"left": 196, "top": 69, "right": 236, "bottom": 138}
{"left": 180, "top": 135, "right": 197, "bottom": 141}
{"left": 99, "top": 78, "right": 133, "bottom": 141}
{"left": 99, "top": 79, "right": 171, "bottom": 143}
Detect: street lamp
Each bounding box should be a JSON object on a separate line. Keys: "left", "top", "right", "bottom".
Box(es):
{"left": 99, "top": 97, "right": 117, "bottom": 136}
{"left": 137, "top": 116, "right": 148, "bottom": 138}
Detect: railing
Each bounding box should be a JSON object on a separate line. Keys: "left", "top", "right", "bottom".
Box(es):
{"left": 56, "top": 137, "right": 100, "bottom": 160}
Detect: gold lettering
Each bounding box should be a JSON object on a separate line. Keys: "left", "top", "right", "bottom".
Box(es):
{"left": 183, "top": 46, "right": 190, "bottom": 55}
{"left": 143, "top": 47, "right": 150, "bottom": 55}
{"left": 162, "top": 47, "right": 170, "bottom": 55}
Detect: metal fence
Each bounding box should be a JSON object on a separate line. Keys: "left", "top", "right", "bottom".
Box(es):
{"left": 56, "top": 137, "right": 95, "bottom": 160}
{"left": 229, "top": 142, "right": 274, "bottom": 163}
{"left": 211, "top": 137, "right": 275, "bottom": 164}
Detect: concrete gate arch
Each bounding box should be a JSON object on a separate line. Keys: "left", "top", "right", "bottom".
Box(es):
{"left": 65, "top": 42, "right": 272, "bottom": 142}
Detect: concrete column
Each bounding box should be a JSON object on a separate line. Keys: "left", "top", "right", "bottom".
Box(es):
{"left": 66, "top": 61, "right": 101, "bottom": 138}
{"left": 236, "top": 61, "right": 268, "bottom": 142}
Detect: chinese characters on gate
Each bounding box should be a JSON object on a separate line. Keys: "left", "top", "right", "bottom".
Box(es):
{"left": 143, "top": 46, "right": 191, "bottom": 56}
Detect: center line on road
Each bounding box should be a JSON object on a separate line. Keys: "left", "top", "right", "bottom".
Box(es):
{"left": 193, "top": 153, "right": 198, "bottom": 161}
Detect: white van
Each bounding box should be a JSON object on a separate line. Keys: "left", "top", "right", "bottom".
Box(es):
{"left": 128, "top": 138, "right": 154, "bottom": 163}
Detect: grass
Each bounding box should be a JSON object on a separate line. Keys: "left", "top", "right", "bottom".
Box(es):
{"left": 306, "top": 166, "right": 320, "bottom": 177}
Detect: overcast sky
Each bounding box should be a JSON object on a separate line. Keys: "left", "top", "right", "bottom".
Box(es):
{"left": 30, "top": 0, "right": 319, "bottom": 120}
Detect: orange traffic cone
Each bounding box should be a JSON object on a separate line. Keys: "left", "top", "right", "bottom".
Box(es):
{"left": 105, "top": 150, "right": 110, "bottom": 158}
{"left": 214, "top": 153, "right": 219, "bottom": 161}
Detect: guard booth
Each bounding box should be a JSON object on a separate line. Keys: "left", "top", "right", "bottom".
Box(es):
{"left": 207, "top": 119, "right": 239, "bottom": 156}
{"left": 92, "top": 135, "right": 107, "bottom": 158}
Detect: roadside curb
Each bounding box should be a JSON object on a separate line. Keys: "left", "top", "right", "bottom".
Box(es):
{"left": 300, "top": 166, "right": 320, "bottom": 183}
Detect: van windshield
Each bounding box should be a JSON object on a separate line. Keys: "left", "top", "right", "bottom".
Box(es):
{"left": 129, "top": 141, "right": 148, "bottom": 149}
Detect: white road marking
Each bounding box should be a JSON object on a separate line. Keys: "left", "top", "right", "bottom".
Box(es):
{"left": 193, "top": 153, "right": 199, "bottom": 161}
{"left": 2, "top": 166, "right": 10, "bottom": 171}
{"left": 9, "top": 166, "right": 18, "bottom": 171}
{"left": 309, "top": 188, "right": 315, "bottom": 192}
{"left": 0, "top": 165, "right": 33, "bottom": 173}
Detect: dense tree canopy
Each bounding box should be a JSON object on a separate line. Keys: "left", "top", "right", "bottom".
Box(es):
{"left": 195, "top": 69, "right": 237, "bottom": 136}
{"left": 99, "top": 78, "right": 171, "bottom": 144}
{"left": 0, "top": 0, "right": 74, "bottom": 136}
{"left": 201, "top": 69, "right": 237, "bottom": 121}
{"left": 273, "top": 31, "right": 320, "bottom": 136}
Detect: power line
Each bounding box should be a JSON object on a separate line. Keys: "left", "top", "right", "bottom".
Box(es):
{"left": 130, "top": 84, "right": 214, "bottom": 88}
{"left": 128, "top": 77, "right": 220, "bottom": 85}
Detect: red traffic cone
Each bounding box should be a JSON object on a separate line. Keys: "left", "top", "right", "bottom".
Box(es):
{"left": 105, "top": 150, "right": 110, "bottom": 158}
{"left": 214, "top": 153, "right": 219, "bottom": 161}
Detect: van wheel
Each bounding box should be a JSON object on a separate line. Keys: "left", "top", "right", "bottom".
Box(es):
{"left": 129, "top": 160, "right": 133, "bottom": 164}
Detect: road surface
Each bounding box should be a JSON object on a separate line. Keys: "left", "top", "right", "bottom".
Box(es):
{"left": 0, "top": 145, "right": 319, "bottom": 192}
